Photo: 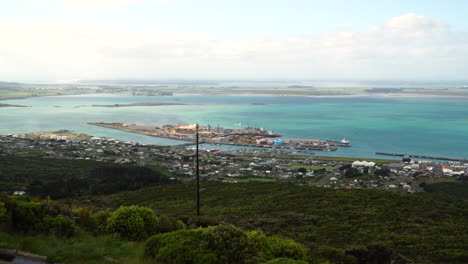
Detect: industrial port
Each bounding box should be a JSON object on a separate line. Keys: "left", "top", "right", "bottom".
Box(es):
{"left": 88, "top": 122, "right": 352, "bottom": 151}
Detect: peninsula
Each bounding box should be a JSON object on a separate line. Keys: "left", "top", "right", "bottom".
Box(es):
{"left": 0, "top": 103, "right": 27, "bottom": 108}
{"left": 88, "top": 122, "right": 351, "bottom": 151}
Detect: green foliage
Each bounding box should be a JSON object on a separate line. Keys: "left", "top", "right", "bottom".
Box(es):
{"left": 374, "top": 167, "right": 391, "bottom": 177}
{"left": 313, "top": 246, "right": 357, "bottom": 264}
{"left": 92, "top": 209, "right": 112, "bottom": 234}
{"left": 247, "top": 231, "right": 308, "bottom": 262}
{"left": 0, "top": 231, "right": 153, "bottom": 264}
{"left": 145, "top": 226, "right": 309, "bottom": 264}
{"left": 344, "top": 243, "right": 411, "bottom": 264}
{"left": 0, "top": 155, "right": 177, "bottom": 199}
{"left": 12, "top": 201, "right": 46, "bottom": 232}
{"left": 155, "top": 215, "right": 186, "bottom": 233}
{"left": 144, "top": 229, "right": 217, "bottom": 264}
{"left": 0, "top": 202, "right": 6, "bottom": 223}
{"left": 422, "top": 181, "right": 468, "bottom": 200}
{"left": 42, "top": 215, "right": 75, "bottom": 237}
{"left": 344, "top": 168, "right": 362, "bottom": 178}
{"left": 107, "top": 205, "right": 158, "bottom": 240}
{"left": 76, "top": 207, "right": 96, "bottom": 231}
{"left": 201, "top": 225, "right": 256, "bottom": 264}
{"left": 92, "top": 182, "right": 467, "bottom": 263}
{"left": 261, "top": 258, "right": 309, "bottom": 264}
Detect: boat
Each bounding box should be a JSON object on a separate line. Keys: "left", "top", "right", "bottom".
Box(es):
{"left": 326, "top": 138, "right": 350, "bottom": 146}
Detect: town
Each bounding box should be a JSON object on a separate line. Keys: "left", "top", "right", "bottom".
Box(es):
{"left": 1, "top": 130, "right": 467, "bottom": 195}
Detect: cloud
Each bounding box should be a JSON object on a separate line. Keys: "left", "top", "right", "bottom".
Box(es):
{"left": 0, "top": 13, "right": 467, "bottom": 81}
{"left": 53, "top": 0, "right": 174, "bottom": 9}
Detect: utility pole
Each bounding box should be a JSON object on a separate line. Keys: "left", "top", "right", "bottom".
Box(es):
{"left": 195, "top": 123, "right": 200, "bottom": 216}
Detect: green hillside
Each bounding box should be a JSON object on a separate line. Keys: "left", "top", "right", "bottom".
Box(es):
{"left": 79, "top": 182, "right": 468, "bottom": 264}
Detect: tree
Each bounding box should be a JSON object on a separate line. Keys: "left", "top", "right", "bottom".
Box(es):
{"left": 297, "top": 168, "right": 307, "bottom": 174}
{"left": 344, "top": 168, "right": 362, "bottom": 178}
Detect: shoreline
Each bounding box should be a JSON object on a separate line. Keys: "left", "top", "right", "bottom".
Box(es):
{"left": 2, "top": 92, "right": 468, "bottom": 102}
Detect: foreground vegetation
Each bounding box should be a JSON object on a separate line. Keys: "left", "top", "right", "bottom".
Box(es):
{"left": 1, "top": 195, "right": 405, "bottom": 264}
{"left": 0, "top": 155, "right": 177, "bottom": 199}
{"left": 0, "top": 155, "right": 467, "bottom": 263}
{"left": 79, "top": 182, "right": 468, "bottom": 264}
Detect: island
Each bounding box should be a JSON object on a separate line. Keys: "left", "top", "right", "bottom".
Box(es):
{"left": 0, "top": 103, "right": 28, "bottom": 108}
{"left": 89, "top": 102, "right": 187, "bottom": 107}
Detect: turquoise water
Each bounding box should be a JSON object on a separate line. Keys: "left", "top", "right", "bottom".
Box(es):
{"left": 1, "top": 94, "right": 468, "bottom": 159}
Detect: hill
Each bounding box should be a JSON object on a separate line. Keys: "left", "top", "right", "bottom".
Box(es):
{"left": 78, "top": 181, "right": 468, "bottom": 264}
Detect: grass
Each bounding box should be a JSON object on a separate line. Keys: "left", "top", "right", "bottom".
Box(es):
{"left": 230, "top": 177, "right": 277, "bottom": 183}
{"left": 0, "top": 230, "right": 151, "bottom": 264}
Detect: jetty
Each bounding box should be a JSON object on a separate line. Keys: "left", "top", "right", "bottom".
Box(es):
{"left": 89, "top": 122, "right": 351, "bottom": 152}
{"left": 376, "top": 152, "right": 468, "bottom": 162}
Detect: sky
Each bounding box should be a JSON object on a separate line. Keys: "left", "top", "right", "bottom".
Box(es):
{"left": 1, "top": 0, "right": 467, "bottom": 82}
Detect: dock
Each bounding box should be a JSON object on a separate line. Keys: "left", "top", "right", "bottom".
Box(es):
{"left": 376, "top": 152, "right": 468, "bottom": 162}
{"left": 89, "top": 122, "right": 350, "bottom": 152}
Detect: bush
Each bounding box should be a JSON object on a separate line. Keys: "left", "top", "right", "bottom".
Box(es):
{"left": 12, "top": 201, "right": 45, "bottom": 232}
{"left": 75, "top": 207, "right": 96, "bottom": 231}
{"left": 313, "top": 246, "right": 357, "bottom": 264}
{"left": 42, "top": 215, "right": 75, "bottom": 237}
{"left": 201, "top": 225, "right": 256, "bottom": 264}
{"left": 93, "top": 209, "right": 112, "bottom": 234}
{"left": 262, "top": 258, "right": 309, "bottom": 264}
{"left": 156, "top": 215, "right": 186, "bottom": 233}
{"left": 145, "top": 225, "right": 260, "bottom": 264}
{"left": 0, "top": 202, "right": 6, "bottom": 223}
{"left": 145, "top": 229, "right": 217, "bottom": 264}
{"left": 247, "top": 231, "right": 308, "bottom": 262}
{"left": 106, "top": 205, "right": 158, "bottom": 240}
{"left": 187, "top": 215, "right": 220, "bottom": 228}
{"left": 345, "top": 243, "right": 410, "bottom": 264}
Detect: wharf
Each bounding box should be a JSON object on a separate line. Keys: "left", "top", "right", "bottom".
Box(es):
{"left": 89, "top": 122, "right": 348, "bottom": 152}
{"left": 376, "top": 152, "right": 468, "bottom": 162}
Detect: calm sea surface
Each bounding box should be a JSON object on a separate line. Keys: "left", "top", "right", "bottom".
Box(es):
{"left": 1, "top": 94, "right": 468, "bottom": 159}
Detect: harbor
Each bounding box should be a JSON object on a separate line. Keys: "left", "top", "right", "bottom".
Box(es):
{"left": 88, "top": 122, "right": 352, "bottom": 152}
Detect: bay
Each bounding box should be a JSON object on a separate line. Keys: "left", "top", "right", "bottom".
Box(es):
{"left": 1, "top": 94, "right": 467, "bottom": 159}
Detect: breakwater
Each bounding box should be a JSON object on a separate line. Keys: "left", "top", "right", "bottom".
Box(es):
{"left": 376, "top": 152, "right": 468, "bottom": 162}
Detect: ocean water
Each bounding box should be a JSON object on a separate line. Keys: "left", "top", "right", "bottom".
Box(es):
{"left": 1, "top": 94, "right": 468, "bottom": 159}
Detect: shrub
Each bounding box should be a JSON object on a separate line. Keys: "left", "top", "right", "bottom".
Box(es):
{"left": 345, "top": 243, "right": 410, "bottom": 264}
{"left": 93, "top": 209, "right": 112, "bottom": 234}
{"left": 145, "top": 229, "right": 217, "bottom": 264}
{"left": 75, "top": 207, "right": 96, "bottom": 231}
{"left": 201, "top": 225, "right": 256, "bottom": 264}
{"left": 145, "top": 225, "right": 258, "bottom": 264}
{"left": 12, "top": 201, "right": 45, "bottom": 232}
{"left": 156, "top": 215, "right": 186, "bottom": 233}
{"left": 313, "top": 246, "right": 357, "bottom": 264}
{"left": 106, "top": 205, "right": 158, "bottom": 240}
{"left": 42, "top": 215, "right": 75, "bottom": 237}
{"left": 0, "top": 202, "right": 6, "bottom": 223}
{"left": 261, "top": 258, "right": 309, "bottom": 264}
{"left": 247, "top": 231, "right": 308, "bottom": 262}
{"left": 187, "top": 215, "right": 220, "bottom": 228}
